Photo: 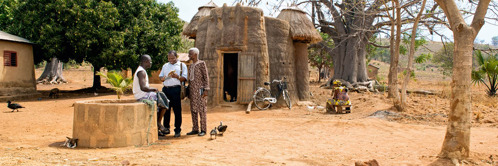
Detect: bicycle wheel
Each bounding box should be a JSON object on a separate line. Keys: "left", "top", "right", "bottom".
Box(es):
{"left": 283, "top": 90, "right": 292, "bottom": 109}
{"left": 253, "top": 88, "right": 272, "bottom": 110}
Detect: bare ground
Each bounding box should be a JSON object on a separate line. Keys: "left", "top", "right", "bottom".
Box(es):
{"left": 0, "top": 66, "right": 497, "bottom": 165}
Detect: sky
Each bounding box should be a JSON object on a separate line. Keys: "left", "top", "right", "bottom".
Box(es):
{"left": 159, "top": 0, "right": 498, "bottom": 45}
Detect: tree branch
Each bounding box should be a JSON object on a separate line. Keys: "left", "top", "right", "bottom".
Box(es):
{"left": 369, "top": 41, "right": 390, "bottom": 48}
{"left": 471, "top": 0, "right": 491, "bottom": 33}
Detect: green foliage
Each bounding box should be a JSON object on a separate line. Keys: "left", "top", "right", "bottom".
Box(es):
{"left": 97, "top": 71, "right": 133, "bottom": 99}
{"left": 415, "top": 53, "right": 432, "bottom": 63}
{"left": 471, "top": 50, "right": 498, "bottom": 96}
{"left": 4, "top": 0, "right": 184, "bottom": 87}
{"left": 432, "top": 42, "right": 454, "bottom": 76}
{"left": 401, "top": 32, "right": 427, "bottom": 55}
{"left": 178, "top": 37, "right": 195, "bottom": 53}
{"left": 366, "top": 35, "right": 390, "bottom": 63}
{"left": 309, "top": 32, "right": 334, "bottom": 72}
{"left": 0, "top": 0, "right": 17, "bottom": 30}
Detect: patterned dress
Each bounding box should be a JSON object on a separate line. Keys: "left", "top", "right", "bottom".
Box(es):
{"left": 188, "top": 60, "right": 210, "bottom": 132}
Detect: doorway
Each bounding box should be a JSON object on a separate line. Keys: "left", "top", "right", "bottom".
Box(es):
{"left": 223, "top": 53, "right": 238, "bottom": 102}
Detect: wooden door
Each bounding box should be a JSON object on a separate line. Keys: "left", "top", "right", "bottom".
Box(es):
{"left": 237, "top": 54, "right": 255, "bottom": 104}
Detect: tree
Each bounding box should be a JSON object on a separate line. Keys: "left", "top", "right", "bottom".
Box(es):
{"left": 492, "top": 36, "right": 498, "bottom": 46}
{"left": 434, "top": 0, "right": 491, "bottom": 161}
{"left": 471, "top": 50, "right": 498, "bottom": 96}
{"left": 5, "top": 0, "right": 184, "bottom": 88}
{"left": 400, "top": 0, "right": 427, "bottom": 111}
{"left": 432, "top": 42, "right": 454, "bottom": 76}
{"left": 309, "top": 32, "right": 334, "bottom": 82}
{"left": 6, "top": 0, "right": 120, "bottom": 85}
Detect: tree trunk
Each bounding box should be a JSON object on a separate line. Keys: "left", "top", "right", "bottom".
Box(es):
{"left": 332, "top": 35, "right": 369, "bottom": 84}
{"left": 388, "top": 0, "right": 400, "bottom": 102}
{"left": 318, "top": 66, "right": 322, "bottom": 83}
{"left": 401, "top": 0, "right": 427, "bottom": 111}
{"left": 439, "top": 29, "right": 474, "bottom": 160}
{"left": 36, "top": 57, "right": 67, "bottom": 84}
{"left": 435, "top": 0, "right": 491, "bottom": 161}
{"left": 93, "top": 66, "right": 102, "bottom": 90}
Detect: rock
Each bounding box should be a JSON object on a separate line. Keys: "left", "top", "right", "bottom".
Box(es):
{"left": 121, "top": 160, "right": 130, "bottom": 166}
{"left": 355, "top": 159, "right": 380, "bottom": 166}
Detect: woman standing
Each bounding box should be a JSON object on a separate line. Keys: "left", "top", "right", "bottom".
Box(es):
{"left": 186, "top": 48, "right": 210, "bottom": 136}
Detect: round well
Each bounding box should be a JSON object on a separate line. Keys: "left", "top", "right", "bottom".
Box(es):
{"left": 72, "top": 99, "right": 157, "bottom": 148}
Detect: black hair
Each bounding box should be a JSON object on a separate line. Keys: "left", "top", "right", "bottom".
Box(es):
{"left": 168, "top": 50, "right": 178, "bottom": 57}
{"left": 140, "top": 54, "right": 150, "bottom": 62}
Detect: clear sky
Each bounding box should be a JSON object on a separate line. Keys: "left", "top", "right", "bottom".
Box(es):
{"left": 159, "top": 0, "right": 498, "bottom": 45}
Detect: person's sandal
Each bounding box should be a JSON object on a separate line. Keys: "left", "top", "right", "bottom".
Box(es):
{"left": 158, "top": 124, "right": 170, "bottom": 135}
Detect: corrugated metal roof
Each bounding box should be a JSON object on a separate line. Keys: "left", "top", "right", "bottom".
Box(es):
{"left": 0, "top": 30, "right": 33, "bottom": 44}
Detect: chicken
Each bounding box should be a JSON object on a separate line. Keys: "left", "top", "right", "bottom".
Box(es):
{"left": 7, "top": 101, "right": 24, "bottom": 112}
{"left": 217, "top": 121, "right": 228, "bottom": 135}
{"left": 224, "top": 91, "right": 232, "bottom": 102}
{"left": 61, "top": 137, "right": 78, "bottom": 148}
{"left": 210, "top": 127, "right": 218, "bottom": 139}
{"left": 49, "top": 88, "right": 60, "bottom": 99}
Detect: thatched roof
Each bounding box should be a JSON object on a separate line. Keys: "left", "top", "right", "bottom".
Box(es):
{"left": 182, "top": 1, "right": 218, "bottom": 38}
{"left": 277, "top": 6, "right": 322, "bottom": 44}
{"left": 0, "top": 30, "right": 33, "bottom": 44}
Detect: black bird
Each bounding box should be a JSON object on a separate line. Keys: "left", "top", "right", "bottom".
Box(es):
{"left": 217, "top": 121, "right": 228, "bottom": 135}
{"left": 210, "top": 127, "right": 218, "bottom": 139}
{"left": 7, "top": 101, "right": 24, "bottom": 112}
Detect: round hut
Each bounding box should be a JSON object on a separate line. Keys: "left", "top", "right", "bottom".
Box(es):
{"left": 182, "top": 1, "right": 218, "bottom": 39}
{"left": 277, "top": 6, "right": 322, "bottom": 101}
{"left": 194, "top": 3, "right": 270, "bottom": 106}
{"left": 264, "top": 17, "right": 299, "bottom": 106}
{"left": 183, "top": 3, "right": 322, "bottom": 107}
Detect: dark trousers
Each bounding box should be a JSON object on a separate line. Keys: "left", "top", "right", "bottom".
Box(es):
{"left": 162, "top": 86, "right": 182, "bottom": 134}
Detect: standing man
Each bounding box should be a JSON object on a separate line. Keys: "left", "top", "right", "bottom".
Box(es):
{"left": 186, "top": 48, "right": 210, "bottom": 136}
{"left": 159, "top": 51, "right": 187, "bottom": 138}
{"left": 133, "top": 54, "right": 168, "bottom": 137}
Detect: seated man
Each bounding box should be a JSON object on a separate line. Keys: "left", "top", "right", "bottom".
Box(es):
{"left": 133, "top": 54, "right": 169, "bottom": 136}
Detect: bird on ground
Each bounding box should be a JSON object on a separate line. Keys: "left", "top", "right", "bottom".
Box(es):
{"left": 7, "top": 101, "right": 24, "bottom": 112}
{"left": 217, "top": 121, "right": 228, "bottom": 135}
{"left": 61, "top": 137, "right": 78, "bottom": 148}
{"left": 210, "top": 127, "right": 218, "bottom": 139}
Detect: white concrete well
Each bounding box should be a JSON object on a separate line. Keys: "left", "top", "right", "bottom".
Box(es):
{"left": 73, "top": 99, "right": 157, "bottom": 148}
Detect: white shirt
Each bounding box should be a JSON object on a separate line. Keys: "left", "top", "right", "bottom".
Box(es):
{"left": 158, "top": 61, "right": 188, "bottom": 87}
{"left": 133, "top": 66, "right": 149, "bottom": 99}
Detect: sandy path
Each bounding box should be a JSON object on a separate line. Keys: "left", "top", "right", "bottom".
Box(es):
{"left": 1, "top": 93, "right": 497, "bottom": 165}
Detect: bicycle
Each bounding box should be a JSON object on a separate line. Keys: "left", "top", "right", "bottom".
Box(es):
{"left": 252, "top": 77, "right": 291, "bottom": 110}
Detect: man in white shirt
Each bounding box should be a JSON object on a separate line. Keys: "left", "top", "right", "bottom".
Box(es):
{"left": 158, "top": 51, "right": 188, "bottom": 138}
{"left": 133, "top": 54, "right": 169, "bottom": 137}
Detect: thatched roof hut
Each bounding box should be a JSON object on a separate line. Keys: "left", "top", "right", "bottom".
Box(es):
{"left": 183, "top": 4, "right": 322, "bottom": 106}
{"left": 182, "top": 1, "right": 218, "bottom": 39}
{"left": 277, "top": 6, "right": 322, "bottom": 44}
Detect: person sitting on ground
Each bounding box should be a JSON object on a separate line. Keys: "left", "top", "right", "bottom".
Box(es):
{"left": 330, "top": 80, "right": 350, "bottom": 105}
{"left": 133, "top": 54, "right": 169, "bottom": 136}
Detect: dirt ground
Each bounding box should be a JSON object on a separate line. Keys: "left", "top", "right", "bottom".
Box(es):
{"left": 0, "top": 66, "right": 497, "bottom": 166}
